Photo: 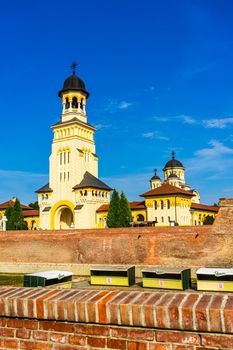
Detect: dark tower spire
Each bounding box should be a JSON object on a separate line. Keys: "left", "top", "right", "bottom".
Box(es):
{"left": 70, "top": 61, "right": 78, "bottom": 75}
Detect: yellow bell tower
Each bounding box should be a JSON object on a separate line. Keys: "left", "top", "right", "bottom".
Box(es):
{"left": 37, "top": 63, "right": 111, "bottom": 230}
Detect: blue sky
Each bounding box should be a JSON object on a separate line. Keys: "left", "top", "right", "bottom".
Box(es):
{"left": 1, "top": 0, "right": 233, "bottom": 204}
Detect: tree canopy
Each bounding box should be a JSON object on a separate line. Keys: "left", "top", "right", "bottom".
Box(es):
{"left": 28, "top": 201, "right": 39, "bottom": 210}
{"left": 106, "top": 190, "right": 131, "bottom": 228}
{"left": 203, "top": 215, "right": 215, "bottom": 225}
{"left": 5, "top": 198, "right": 27, "bottom": 230}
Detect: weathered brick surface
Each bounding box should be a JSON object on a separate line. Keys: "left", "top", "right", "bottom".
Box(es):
{"left": 0, "top": 287, "right": 231, "bottom": 349}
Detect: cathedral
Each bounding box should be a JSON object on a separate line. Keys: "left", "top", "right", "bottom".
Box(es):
{"left": 36, "top": 64, "right": 111, "bottom": 230}
{"left": 36, "top": 65, "right": 218, "bottom": 230}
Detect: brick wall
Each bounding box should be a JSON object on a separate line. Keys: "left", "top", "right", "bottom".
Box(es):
{"left": 0, "top": 287, "right": 232, "bottom": 349}
{"left": 0, "top": 199, "right": 232, "bottom": 270}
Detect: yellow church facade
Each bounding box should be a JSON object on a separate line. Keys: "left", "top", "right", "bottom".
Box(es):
{"left": 36, "top": 65, "right": 218, "bottom": 230}
{"left": 36, "top": 64, "right": 111, "bottom": 230}
{"left": 96, "top": 153, "right": 218, "bottom": 228}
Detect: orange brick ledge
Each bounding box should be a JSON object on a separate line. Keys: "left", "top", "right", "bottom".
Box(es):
{"left": 0, "top": 287, "right": 232, "bottom": 334}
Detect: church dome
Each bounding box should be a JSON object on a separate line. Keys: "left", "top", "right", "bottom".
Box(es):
{"left": 150, "top": 169, "right": 161, "bottom": 181}
{"left": 58, "top": 63, "right": 89, "bottom": 98}
{"left": 163, "top": 152, "right": 184, "bottom": 170}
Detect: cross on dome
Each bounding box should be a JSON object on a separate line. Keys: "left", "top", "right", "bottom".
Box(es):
{"left": 70, "top": 61, "right": 78, "bottom": 75}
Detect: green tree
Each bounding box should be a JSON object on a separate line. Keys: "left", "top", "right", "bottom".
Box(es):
{"left": 106, "top": 189, "right": 120, "bottom": 228}
{"left": 203, "top": 215, "right": 215, "bottom": 225}
{"left": 119, "top": 192, "right": 131, "bottom": 227}
{"left": 6, "top": 198, "right": 27, "bottom": 230}
{"left": 28, "top": 201, "right": 39, "bottom": 210}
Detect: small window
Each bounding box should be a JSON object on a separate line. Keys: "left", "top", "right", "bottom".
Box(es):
{"left": 60, "top": 153, "right": 62, "bottom": 165}
{"left": 84, "top": 190, "right": 87, "bottom": 196}
{"left": 161, "top": 200, "right": 164, "bottom": 210}
{"left": 154, "top": 200, "right": 157, "bottom": 209}
{"left": 168, "top": 216, "right": 170, "bottom": 222}
{"left": 161, "top": 216, "right": 164, "bottom": 223}
{"left": 167, "top": 199, "right": 170, "bottom": 209}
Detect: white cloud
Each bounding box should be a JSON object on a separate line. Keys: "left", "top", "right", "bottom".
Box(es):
{"left": 179, "top": 115, "right": 198, "bottom": 125}
{"left": 195, "top": 140, "right": 233, "bottom": 158}
{"left": 142, "top": 131, "right": 169, "bottom": 141}
{"left": 94, "top": 123, "right": 111, "bottom": 130}
{"left": 117, "top": 101, "right": 133, "bottom": 109}
{"left": 203, "top": 117, "right": 233, "bottom": 129}
{"left": 142, "top": 132, "right": 154, "bottom": 138}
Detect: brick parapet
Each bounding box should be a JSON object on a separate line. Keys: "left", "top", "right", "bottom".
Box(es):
{"left": 0, "top": 287, "right": 232, "bottom": 334}
{"left": 0, "top": 287, "right": 232, "bottom": 349}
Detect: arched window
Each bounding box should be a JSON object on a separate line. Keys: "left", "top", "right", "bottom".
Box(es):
{"left": 80, "top": 98, "right": 83, "bottom": 109}
{"left": 84, "top": 190, "right": 87, "bottom": 196}
{"left": 161, "top": 216, "right": 164, "bottom": 223}
{"left": 137, "top": 214, "right": 145, "bottom": 222}
{"left": 154, "top": 201, "right": 157, "bottom": 209}
{"left": 167, "top": 199, "right": 170, "bottom": 209}
{"left": 160, "top": 200, "right": 164, "bottom": 209}
{"left": 72, "top": 96, "right": 78, "bottom": 108}
{"left": 168, "top": 216, "right": 170, "bottom": 222}
{"left": 65, "top": 97, "right": 70, "bottom": 109}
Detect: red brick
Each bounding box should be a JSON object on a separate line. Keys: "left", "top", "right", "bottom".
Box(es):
{"left": 69, "top": 335, "right": 86, "bottom": 345}
{"left": 208, "top": 294, "right": 223, "bottom": 332}
{"left": 128, "top": 329, "right": 154, "bottom": 341}
{"left": 181, "top": 294, "right": 199, "bottom": 330}
{"left": 50, "top": 332, "right": 67, "bottom": 343}
{"left": 224, "top": 295, "right": 233, "bottom": 333}
{"left": 87, "top": 290, "right": 109, "bottom": 323}
{"left": 16, "top": 328, "right": 31, "bottom": 339}
{"left": 0, "top": 327, "right": 15, "bottom": 337}
{"left": 33, "top": 330, "right": 48, "bottom": 341}
{"left": 155, "top": 294, "right": 174, "bottom": 328}
{"left": 127, "top": 341, "right": 147, "bottom": 350}
{"left": 36, "top": 289, "right": 60, "bottom": 319}
{"left": 2, "top": 339, "right": 18, "bottom": 349}
{"left": 156, "top": 331, "right": 200, "bottom": 345}
{"left": 131, "top": 293, "right": 152, "bottom": 326}
{"left": 143, "top": 293, "right": 164, "bottom": 328}
{"left": 111, "top": 327, "right": 128, "bottom": 338}
{"left": 77, "top": 290, "right": 100, "bottom": 322}
{"left": 39, "top": 320, "right": 74, "bottom": 333}
{"left": 107, "top": 338, "right": 126, "bottom": 349}
{"left": 168, "top": 294, "right": 187, "bottom": 330}
{"left": 19, "top": 341, "right": 36, "bottom": 349}
{"left": 23, "top": 319, "right": 39, "bottom": 330}
{"left": 0, "top": 318, "right": 6, "bottom": 327}
{"left": 202, "top": 334, "right": 233, "bottom": 348}
{"left": 74, "top": 324, "right": 109, "bottom": 336}
{"left": 107, "top": 291, "right": 130, "bottom": 324}
{"left": 120, "top": 292, "right": 141, "bottom": 326}
{"left": 195, "top": 295, "right": 212, "bottom": 331}
{"left": 172, "top": 347, "right": 195, "bottom": 350}
{"left": 87, "top": 336, "right": 106, "bottom": 348}
{"left": 98, "top": 290, "right": 119, "bottom": 324}
{"left": 149, "top": 345, "right": 170, "bottom": 350}
{"left": 7, "top": 318, "right": 24, "bottom": 328}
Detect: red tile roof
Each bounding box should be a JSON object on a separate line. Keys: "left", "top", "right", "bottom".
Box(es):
{"left": 22, "top": 210, "right": 39, "bottom": 217}
{"left": 0, "top": 200, "right": 32, "bottom": 210}
{"left": 140, "top": 184, "right": 194, "bottom": 197}
{"left": 96, "top": 201, "right": 146, "bottom": 213}
{"left": 190, "top": 203, "right": 219, "bottom": 213}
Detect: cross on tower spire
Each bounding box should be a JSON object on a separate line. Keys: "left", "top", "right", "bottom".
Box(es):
{"left": 154, "top": 168, "right": 157, "bottom": 176}
{"left": 70, "top": 61, "right": 78, "bottom": 75}
{"left": 172, "top": 150, "right": 175, "bottom": 160}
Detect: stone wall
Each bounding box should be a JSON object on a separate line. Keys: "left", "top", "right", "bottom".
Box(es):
{"left": 0, "top": 287, "right": 232, "bottom": 349}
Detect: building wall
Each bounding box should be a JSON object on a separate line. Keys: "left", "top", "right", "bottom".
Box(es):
{"left": 145, "top": 196, "right": 192, "bottom": 225}
{"left": 0, "top": 287, "right": 232, "bottom": 350}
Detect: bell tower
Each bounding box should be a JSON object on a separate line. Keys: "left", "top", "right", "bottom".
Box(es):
{"left": 37, "top": 63, "right": 111, "bottom": 230}
{"left": 59, "top": 62, "right": 89, "bottom": 124}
